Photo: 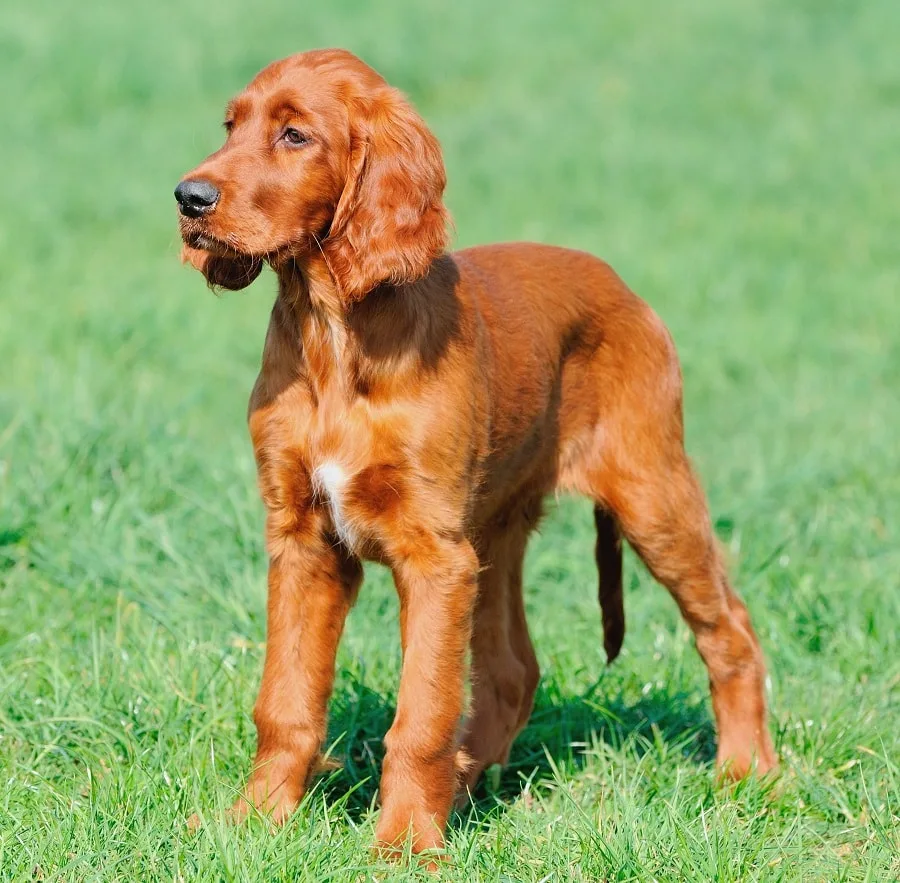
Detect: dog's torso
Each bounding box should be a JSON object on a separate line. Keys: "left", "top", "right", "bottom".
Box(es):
{"left": 249, "top": 242, "right": 678, "bottom": 561}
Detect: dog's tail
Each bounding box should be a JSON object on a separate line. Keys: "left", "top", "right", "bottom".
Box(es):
{"left": 594, "top": 506, "right": 624, "bottom": 664}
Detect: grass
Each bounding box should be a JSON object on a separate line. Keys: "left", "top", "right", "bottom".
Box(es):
{"left": 2, "top": 0, "right": 899, "bottom": 879}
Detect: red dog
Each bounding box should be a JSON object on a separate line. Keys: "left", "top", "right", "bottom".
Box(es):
{"left": 176, "top": 48, "right": 776, "bottom": 855}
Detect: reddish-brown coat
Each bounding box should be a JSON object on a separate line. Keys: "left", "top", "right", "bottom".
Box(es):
{"left": 178, "top": 48, "right": 776, "bottom": 857}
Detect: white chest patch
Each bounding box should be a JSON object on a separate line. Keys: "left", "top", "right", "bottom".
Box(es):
{"left": 312, "top": 461, "right": 355, "bottom": 547}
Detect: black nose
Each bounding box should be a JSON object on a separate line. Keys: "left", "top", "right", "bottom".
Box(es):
{"left": 174, "top": 179, "right": 220, "bottom": 217}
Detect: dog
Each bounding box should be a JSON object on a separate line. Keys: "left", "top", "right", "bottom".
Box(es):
{"left": 175, "top": 48, "right": 776, "bottom": 856}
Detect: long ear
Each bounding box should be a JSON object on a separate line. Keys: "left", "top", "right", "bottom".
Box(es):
{"left": 181, "top": 244, "right": 263, "bottom": 291}
{"left": 325, "top": 88, "right": 449, "bottom": 301}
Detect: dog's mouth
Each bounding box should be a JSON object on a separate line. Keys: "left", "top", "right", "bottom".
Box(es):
{"left": 185, "top": 230, "right": 227, "bottom": 253}
{"left": 179, "top": 215, "right": 312, "bottom": 270}
{"left": 179, "top": 219, "right": 243, "bottom": 257}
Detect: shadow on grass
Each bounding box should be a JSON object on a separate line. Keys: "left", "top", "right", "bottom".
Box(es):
{"left": 317, "top": 678, "right": 715, "bottom": 824}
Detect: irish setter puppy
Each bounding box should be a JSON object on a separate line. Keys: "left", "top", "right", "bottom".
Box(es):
{"left": 175, "top": 49, "right": 776, "bottom": 855}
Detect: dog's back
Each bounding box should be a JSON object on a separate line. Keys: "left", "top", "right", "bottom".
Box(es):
{"left": 452, "top": 242, "right": 680, "bottom": 506}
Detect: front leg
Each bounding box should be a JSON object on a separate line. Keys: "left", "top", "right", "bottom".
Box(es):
{"left": 375, "top": 534, "right": 479, "bottom": 854}
{"left": 231, "top": 517, "right": 362, "bottom": 824}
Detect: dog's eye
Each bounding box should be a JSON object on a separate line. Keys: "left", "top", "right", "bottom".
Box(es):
{"left": 282, "top": 128, "right": 309, "bottom": 147}
{"left": 223, "top": 119, "right": 234, "bottom": 134}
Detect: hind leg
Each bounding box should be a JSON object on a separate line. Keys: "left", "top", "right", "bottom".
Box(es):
{"left": 456, "top": 517, "right": 540, "bottom": 800}
{"left": 506, "top": 541, "right": 540, "bottom": 737}
{"left": 594, "top": 454, "right": 776, "bottom": 778}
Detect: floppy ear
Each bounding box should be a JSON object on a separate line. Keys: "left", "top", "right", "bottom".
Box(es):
{"left": 181, "top": 244, "right": 263, "bottom": 291}
{"left": 325, "top": 88, "right": 449, "bottom": 301}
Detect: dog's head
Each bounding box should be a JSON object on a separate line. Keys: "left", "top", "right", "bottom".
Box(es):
{"left": 176, "top": 49, "right": 449, "bottom": 300}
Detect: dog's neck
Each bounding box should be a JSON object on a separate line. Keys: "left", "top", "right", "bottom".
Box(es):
{"left": 277, "top": 252, "right": 344, "bottom": 320}
{"left": 272, "top": 254, "right": 351, "bottom": 398}
{"left": 270, "top": 252, "right": 461, "bottom": 405}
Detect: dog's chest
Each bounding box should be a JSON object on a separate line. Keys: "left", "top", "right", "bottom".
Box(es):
{"left": 254, "top": 383, "right": 410, "bottom": 557}
{"left": 310, "top": 459, "right": 355, "bottom": 547}
{"left": 254, "top": 308, "right": 416, "bottom": 555}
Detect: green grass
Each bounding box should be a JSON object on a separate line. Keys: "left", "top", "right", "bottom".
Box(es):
{"left": 2, "top": 0, "right": 899, "bottom": 879}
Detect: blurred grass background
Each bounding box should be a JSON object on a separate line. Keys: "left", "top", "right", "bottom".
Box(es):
{"left": 1, "top": 0, "right": 898, "bottom": 879}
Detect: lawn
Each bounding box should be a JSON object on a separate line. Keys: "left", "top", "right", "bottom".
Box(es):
{"left": 2, "top": 0, "right": 899, "bottom": 879}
